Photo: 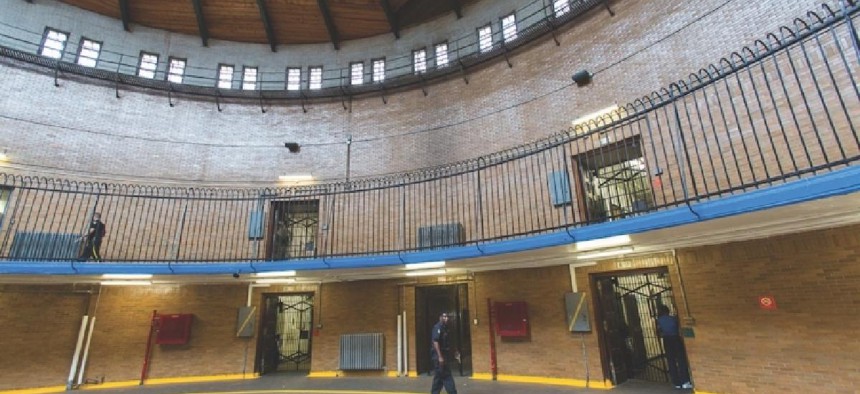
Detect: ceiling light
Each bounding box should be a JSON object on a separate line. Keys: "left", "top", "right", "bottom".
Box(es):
{"left": 405, "top": 269, "right": 447, "bottom": 277}
{"left": 254, "top": 270, "right": 297, "bottom": 277}
{"left": 576, "top": 247, "right": 634, "bottom": 260}
{"left": 571, "top": 105, "right": 619, "bottom": 128}
{"left": 405, "top": 261, "right": 446, "bottom": 270}
{"left": 575, "top": 235, "right": 631, "bottom": 251}
{"left": 100, "top": 280, "right": 152, "bottom": 286}
{"left": 278, "top": 175, "right": 314, "bottom": 183}
{"left": 101, "top": 274, "right": 153, "bottom": 280}
{"left": 255, "top": 278, "right": 296, "bottom": 284}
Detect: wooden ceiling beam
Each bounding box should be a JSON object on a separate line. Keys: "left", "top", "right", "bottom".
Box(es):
{"left": 118, "top": 0, "right": 131, "bottom": 31}
{"left": 448, "top": 0, "right": 462, "bottom": 19}
{"left": 255, "top": 0, "right": 277, "bottom": 52}
{"left": 379, "top": 0, "right": 400, "bottom": 39}
{"left": 191, "top": 0, "right": 210, "bottom": 47}
{"left": 317, "top": 0, "right": 340, "bottom": 50}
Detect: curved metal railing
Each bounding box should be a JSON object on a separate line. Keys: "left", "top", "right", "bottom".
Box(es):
{"left": 0, "top": 1, "right": 857, "bottom": 263}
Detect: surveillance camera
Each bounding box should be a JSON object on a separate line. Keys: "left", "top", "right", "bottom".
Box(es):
{"left": 232, "top": 273, "right": 240, "bottom": 279}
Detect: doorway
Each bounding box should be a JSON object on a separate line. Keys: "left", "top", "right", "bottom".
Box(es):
{"left": 257, "top": 293, "right": 314, "bottom": 374}
{"left": 415, "top": 284, "right": 472, "bottom": 376}
{"left": 592, "top": 268, "right": 687, "bottom": 386}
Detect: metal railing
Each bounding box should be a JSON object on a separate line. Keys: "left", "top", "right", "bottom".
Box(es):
{"left": 0, "top": 1, "right": 857, "bottom": 263}
{"left": 0, "top": 0, "right": 607, "bottom": 102}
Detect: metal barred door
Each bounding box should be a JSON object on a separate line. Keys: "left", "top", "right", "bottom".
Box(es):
{"left": 595, "top": 269, "right": 677, "bottom": 384}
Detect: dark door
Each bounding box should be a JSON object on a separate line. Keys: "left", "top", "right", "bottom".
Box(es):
{"left": 257, "top": 295, "right": 281, "bottom": 374}
{"left": 595, "top": 276, "right": 632, "bottom": 384}
{"left": 415, "top": 284, "right": 472, "bottom": 376}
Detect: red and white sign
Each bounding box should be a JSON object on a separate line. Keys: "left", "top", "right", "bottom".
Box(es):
{"left": 758, "top": 295, "right": 777, "bottom": 310}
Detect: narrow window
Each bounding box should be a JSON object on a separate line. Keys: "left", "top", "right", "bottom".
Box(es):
{"left": 435, "top": 42, "right": 449, "bottom": 68}
{"left": 309, "top": 66, "right": 323, "bottom": 90}
{"left": 287, "top": 67, "right": 301, "bottom": 91}
{"left": 138, "top": 52, "right": 159, "bottom": 79}
{"left": 553, "top": 0, "right": 570, "bottom": 16}
{"left": 39, "top": 28, "right": 68, "bottom": 59}
{"left": 76, "top": 38, "right": 101, "bottom": 67}
{"left": 502, "top": 14, "right": 517, "bottom": 43}
{"left": 350, "top": 62, "right": 364, "bottom": 85}
{"left": 413, "top": 49, "right": 427, "bottom": 74}
{"left": 217, "top": 64, "right": 234, "bottom": 89}
{"left": 372, "top": 58, "right": 385, "bottom": 83}
{"left": 167, "top": 57, "right": 186, "bottom": 84}
{"left": 478, "top": 25, "right": 493, "bottom": 53}
{"left": 242, "top": 66, "right": 258, "bottom": 90}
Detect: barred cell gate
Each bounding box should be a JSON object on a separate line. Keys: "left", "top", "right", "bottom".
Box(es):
{"left": 258, "top": 294, "right": 314, "bottom": 374}
{"left": 593, "top": 268, "right": 681, "bottom": 386}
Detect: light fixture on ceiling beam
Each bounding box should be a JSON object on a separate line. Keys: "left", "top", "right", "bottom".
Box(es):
{"left": 575, "top": 235, "right": 631, "bottom": 251}
{"left": 404, "top": 261, "right": 446, "bottom": 270}
{"left": 254, "top": 270, "right": 297, "bottom": 277}
{"left": 100, "top": 280, "right": 152, "bottom": 286}
{"left": 255, "top": 278, "right": 297, "bottom": 284}
{"left": 101, "top": 273, "right": 153, "bottom": 280}
{"left": 576, "top": 247, "right": 634, "bottom": 261}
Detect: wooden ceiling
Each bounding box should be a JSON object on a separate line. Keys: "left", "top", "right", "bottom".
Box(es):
{"left": 55, "top": 0, "right": 477, "bottom": 50}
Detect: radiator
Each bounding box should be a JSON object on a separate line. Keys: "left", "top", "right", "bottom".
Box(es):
{"left": 417, "top": 222, "right": 464, "bottom": 249}
{"left": 9, "top": 231, "right": 80, "bottom": 260}
{"left": 339, "top": 333, "right": 384, "bottom": 370}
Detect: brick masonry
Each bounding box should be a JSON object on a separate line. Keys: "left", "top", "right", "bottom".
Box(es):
{"left": 1, "top": 224, "right": 858, "bottom": 392}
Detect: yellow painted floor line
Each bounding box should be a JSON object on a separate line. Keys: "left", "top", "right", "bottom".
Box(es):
{"left": 191, "top": 391, "right": 424, "bottom": 394}
{"left": 0, "top": 386, "right": 66, "bottom": 394}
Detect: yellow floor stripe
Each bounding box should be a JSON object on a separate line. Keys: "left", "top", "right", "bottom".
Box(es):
{"left": 0, "top": 386, "right": 67, "bottom": 394}
{"left": 472, "top": 373, "right": 613, "bottom": 390}
{"left": 200, "top": 391, "right": 423, "bottom": 394}
{"left": 79, "top": 374, "right": 259, "bottom": 390}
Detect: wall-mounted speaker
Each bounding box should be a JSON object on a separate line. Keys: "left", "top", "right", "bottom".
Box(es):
{"left": 571, "top": 70, "right": 592, "bottom": 87}
{"left": 284, "top": 142, "right": 300, "bottom": 153}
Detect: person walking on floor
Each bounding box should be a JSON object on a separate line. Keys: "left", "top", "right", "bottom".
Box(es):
{"left": 430, "top": 312, "right": 458, "bottom": 394}
{"left": 656, "top": 304, "right": 693, "bottom": 389}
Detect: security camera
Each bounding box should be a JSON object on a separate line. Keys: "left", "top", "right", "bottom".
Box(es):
{"left": 232, "top": 273, "right": 240, "bottom": 279}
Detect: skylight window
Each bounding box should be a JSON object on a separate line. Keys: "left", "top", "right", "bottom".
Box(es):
{"left": 242, "top": 66, "right": 258, "bottom": 90}
{"left": 167, "top": 57, "right": 186, "bottom": 84}
{"left": 309, "top": 66, "right": 322, "bottom": 90}
{"left": 413, "top": 49, "right": 427, "bottom": 74}
{"left": 372, "top": 59, "right": 385, "bottom": 83}
{"left": 39, "top": 28, "right": 68, "bottom": 59}
{"left": 502, "top": 14, "right": 517, "bottom": 42}
{"left": 76, "top": 38, "right": 101, "bottom": 67}
{"left": 553, "top": 0, "right": 570, "bottom": 16}
{"left": 217, "top": 64, "right": 234, "bottom": 89}
{"left": 350, "top": 62, "right": 364, "bottom": 85}
{"left": 287, "top": 67, "right": 301, "bottom": 91}
{"left": 435, "top": 42, "right": 449, "bottom": 68}
{"left": 137, "top": 52, "right": 158, "bottom": 79}
{"left": 478, "top": 25, "right": 493, "bottom": 53}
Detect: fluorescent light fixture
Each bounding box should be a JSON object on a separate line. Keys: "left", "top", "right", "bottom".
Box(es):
{"left": 255, "top": 278, "right": 296, "bottom": 284}
{"left": 0, "top": 151, "right": 7, "bottom": 162}
{"left": 575, "top": 235, "right": 631, "bottom": 251}
{"left": 576, "top": 247, "right": 634, "bottom": 260}
{"left": 254, "top": 270, "right": 297, "bottom": 277}
{"left": 571, "top": 105, "right": 620, "bottom": 128}
{"left": 101, "top": 274, "right": 153, "bottom": 280}
{"left": 100, "top": 280, "right": 152, "bottom": 286}
{"left": 405, "top": 261, "right": 446, "bottom": 270}
{"left": 405, "top": 269, "right": 447, "bottom": 277}
{"left": 278, "top": 175, "right": 314, "bottom": 182}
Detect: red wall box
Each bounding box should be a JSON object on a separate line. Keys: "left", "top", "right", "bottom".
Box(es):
{"left": 155, "top": 313, "right": 193, "bottom": 345}
{"left": 494, "top": 301, "right": 529, "bottom": 338}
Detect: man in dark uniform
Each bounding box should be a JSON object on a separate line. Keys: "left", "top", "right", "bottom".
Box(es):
{"left": 78, "top": 212, "right": 106, "bottom": 261}
{"left": 430, "top": 312, "right": 458, "bottom": 394}
{"left": 656, "top": 304, "right": 692, "bottom": 389}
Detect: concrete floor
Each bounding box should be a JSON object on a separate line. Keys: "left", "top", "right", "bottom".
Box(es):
{"left": 89, "top": 372, "right": 693, "bottom": 394}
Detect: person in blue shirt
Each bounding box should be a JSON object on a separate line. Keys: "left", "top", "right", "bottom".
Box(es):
{"left": 430, "top": 312, "right": 458, "bottom": 394}
{"left": 656, "top": 304, "right": 692, "bottom": 389}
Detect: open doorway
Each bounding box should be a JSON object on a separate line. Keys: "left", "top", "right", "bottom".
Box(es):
{"left": 257, "top": 293, "right": 314, "bottom": 374}
{"left": 415, "top": 284, "right": 472, "bottom": 376}
{"left": 592, "top": 268, "right": 690, "bottom": 386}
